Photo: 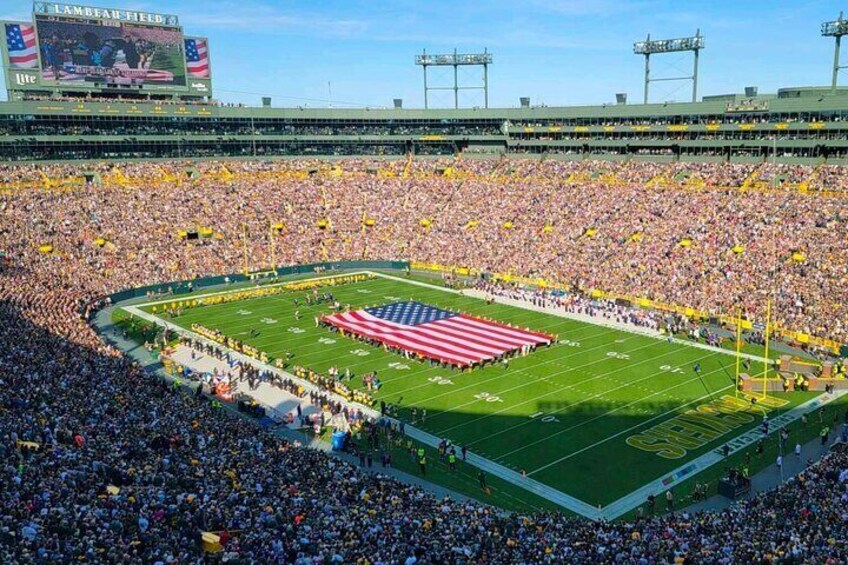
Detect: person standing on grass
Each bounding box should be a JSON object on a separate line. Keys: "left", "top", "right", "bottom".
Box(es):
{"left": 647, "top": 494, "right": 656, "bottom": 515}
{"left": 478, "top": 470, "right": 487, "bottom": 490}
{"left": 448, "top": 450, "right": 457, "bottom": 471}
{"left": 795, "top": 442, "right": 802, "bottom": 459}
{"left": 666, "top": 490, "right": 674, "bottom": 512}
{"left": 418, "top": 454, "right": 426, "bottom": 475}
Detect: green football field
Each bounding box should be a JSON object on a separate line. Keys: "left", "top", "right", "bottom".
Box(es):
{"left": 131, "top": 272, "right": 817, "bottom": 509}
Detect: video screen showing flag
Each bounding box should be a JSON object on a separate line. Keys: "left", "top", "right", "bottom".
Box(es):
{"left": 323, "top": 301, "right": 554, "bottom": 368}
{"left": 184, "top": 37, "right": 210, "bottom": 78}
{"left": 5, "top": 23, "right": 38, "bottom": 68}
{"left": 34, "top": 15, "right": 186, "bottom": 86}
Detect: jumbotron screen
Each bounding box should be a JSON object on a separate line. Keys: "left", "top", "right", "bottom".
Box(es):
{"left": 34, "top": 13, "right": 186, "bottom": 87}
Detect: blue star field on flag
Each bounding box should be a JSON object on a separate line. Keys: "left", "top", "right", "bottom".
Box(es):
{"left": 365, "top": 301, "right": 459, "bottom": 326}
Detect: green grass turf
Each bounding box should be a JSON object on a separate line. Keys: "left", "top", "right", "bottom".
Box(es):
{"left": 133, "top": 274, "right": 820, "bottom": 509}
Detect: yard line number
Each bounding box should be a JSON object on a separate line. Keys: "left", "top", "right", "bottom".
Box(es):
{"left": 427, "top": 376, "right": 454, "bottom": 386}
{"left": 529, "top": 411, "right": 560, "bottom": 423}
{"left": 606, "top": 351, "right": 630, "bottom": 360}
{"left": 474, "top": 392, "right": 504, "bottom": 403}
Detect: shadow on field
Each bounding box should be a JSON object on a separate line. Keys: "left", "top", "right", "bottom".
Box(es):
{"left": 384, "top": 377, "right": 800, "bottom": 506}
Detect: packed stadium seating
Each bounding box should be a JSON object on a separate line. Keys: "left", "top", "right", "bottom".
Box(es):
{"left": 3, "top": 158, "right": 848, "bottom": 563}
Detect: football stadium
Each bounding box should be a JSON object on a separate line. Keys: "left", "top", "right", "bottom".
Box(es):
{"left": 3, "top": 1, "right": 848, "bottom": 563}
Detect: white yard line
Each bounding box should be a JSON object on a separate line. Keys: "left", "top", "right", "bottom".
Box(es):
{"left": 401, "top": 420, "right": 604, "bottom": 519}
{"left": 372, "top": 271, "right": 464, "bottom": 295}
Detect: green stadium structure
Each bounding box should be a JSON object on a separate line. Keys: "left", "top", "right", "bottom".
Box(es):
{"left": 2, "top": 86, "right": 848, "bottom": 163}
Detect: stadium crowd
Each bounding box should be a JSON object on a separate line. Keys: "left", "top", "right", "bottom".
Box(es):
{"left": 2, "top": 158, "right": 848, "bottom": 345}
{"left": 3, "top": 157, "right": 848, "bottom": 563}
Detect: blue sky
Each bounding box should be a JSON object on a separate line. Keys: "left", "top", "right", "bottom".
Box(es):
{"left": 1, "top": 0, "right": 847, "bottom": 108}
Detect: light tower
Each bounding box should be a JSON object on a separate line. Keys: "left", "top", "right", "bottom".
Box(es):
{"left": 415, "top": 49, "right": 492, "bottom": 109}
{"left": 633, "top": 30, "right": 704, "bottom": 104}
{"left": 822, "top": 12, "right": 848, "bottom": 94}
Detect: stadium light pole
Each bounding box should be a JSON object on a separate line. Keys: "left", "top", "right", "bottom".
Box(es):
{"left": 415, "top": 49, "right": 493, "bottom": 109}
{"left": 822, "top": 12, "right": 848, "bottom": 94}
{"left": 633, "top": 31, "right": 705, "bottom": 104}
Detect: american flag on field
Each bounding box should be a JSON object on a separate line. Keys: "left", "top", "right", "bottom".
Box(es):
{"left": 323, "top": 301, "right": 553, "bottom": 368}
{"left": 5, "top": 23, "right": 37, "bottom": 68}
{"left": 185, "top": 38, "right": 209, "bottom": 78}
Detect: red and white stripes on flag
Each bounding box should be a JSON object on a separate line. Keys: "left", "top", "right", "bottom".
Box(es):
{"left": 5, "top": 24, "right": 38, "bottom": 69}
{"left": 322, "top": 309, "right": 552, "bottom": 368}
{"left": 185, "top": 38, "right": 209, "bottom": 78}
